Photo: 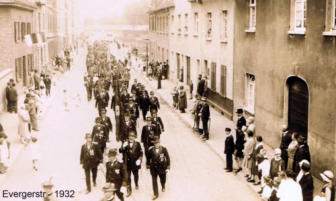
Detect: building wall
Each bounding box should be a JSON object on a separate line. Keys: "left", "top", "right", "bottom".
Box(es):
{"left": 234, "top": 0, "right": 336, "bottom": 174}
{"left": 168, "top": 0, "right": 235, "bottom": 116}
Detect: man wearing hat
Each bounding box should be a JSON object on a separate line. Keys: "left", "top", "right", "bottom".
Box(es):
{"left": 139, "top": 90, "right": 150, "bottom": 120}
{"left": 42, "top": 179, "right": 59, "bottom": 201}
{"left": 84, "top": 75, "right": 94, "bottom": 101}
{"left": 105, "top": 149, "right": 128, "bottom": 201}
{"left": 296, "top": 160, "right": 314, "bottom": 201}
{"left": 235, "top": 108, "right": 246, "bottom": 131}
{"left": 100, "top": 183, "right": 116, "bottom": 201}
{"left": 224, "top": 128, "right": 235, "bottom": 172}
{"left": 141, "top": 116, "right": 159, "bottom": 166}
{"left": 128, "top": 98, "right": 139, "bottom": 124}
{"left": 80, "top": 133, "right": 103, "bottom": 194}
{"left": 149, "top": 91, "right": 160, "bottom": 116}
{"left": 199, "top": 97, "right": 210, "bottom": 141}
{"left": 192, "top": 96, "right": 202, "bottom": 133}
{"left": 100, "top": 109, "right": 113, "bottom": 141}
{"left": 119, "top": 131, "right": 143, "bottom": 196}
{"left": 120, "top": 113, "right": 136, "bottom": 142}
{"left": 147, "top": 136, "right": 170, "bottom": 200}
{"left": 280, "top": 125, "right": 292, "bottom": 169}
{"left": 92, "top": 117, "right": 109, "bottom": 153}
{"left": 293, "top": 135, "right": 311, "bottom": 174}
{"left": 95, "top": 89, "right": 110, "bottom": 115}
{"left": 151, "top": 109, "right": 164, "bottom": 136}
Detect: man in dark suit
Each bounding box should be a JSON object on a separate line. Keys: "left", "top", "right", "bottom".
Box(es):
{"left": 105, "top": 149, "right": 128, "bottom": 201}
{"left": 100, "top": 109, "right": 112, "bottom": 141}
{"left": 141, "top": 117, "right": 159, "bottom": 166}
{"left": 95, "top": 90, "right": 109, "bottom": 115}
{"left": 43, "top": 75, "right": 52, "bottom": 96}
{"left": 293, "top": 135, "right": 311, "bottom": 174}
{"left": 224, "top": 128, "right": 235, "bottom": 172}
{"left": 140, "top": 91, "right": 150, "bottom": 120}
{"left": 92, "top": 117, "right": 108, "bottom": 154}
{"left": 151, "top": 110, "right": 164, "bottom": 136}
{"left": 7, "top": 84, "right": 18, "bottom": 113}
{"left": 149, "top": 91, "right": 160, "bottom": 115}
{"left": 279, "top": 125, "right": 292, "bottom": 169}
{"left": 84, "top": 75, "right": 94, "bottom": 101}
{"left": 119, "top": 131, "right": 143, "bottom": 196}
{"left": 236, "top": 108, "right": 246, "bottom": 130}
{"left": 120, "top": 113, "right": 136, "bottom": 141}
{"left": 80, "top": 133, "right": 103, "bottom": 194}
{"left": 200, "top": 97, "right": 210, "bottom": 141}
{"left": 196, "top": 75, "right": 207, "bottom": 97}
{"left": 296, "top": 160, "right": 314, "bottom": 201}
{"left": 147, "top": 137, "right": 170, "bottom": 200}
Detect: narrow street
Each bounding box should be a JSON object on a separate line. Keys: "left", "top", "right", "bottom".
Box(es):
{"left": 0, "top": 51, "right": 260, "bottom": 201}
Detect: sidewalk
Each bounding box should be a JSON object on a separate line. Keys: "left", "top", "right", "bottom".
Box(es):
{"left": 0, "top": 49, "right": 84, "bottom": 184}
{"left": 131, "top": 65, "right": 324, "bottom": 195}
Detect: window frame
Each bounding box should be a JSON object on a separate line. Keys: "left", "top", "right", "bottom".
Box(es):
{"left": 246, "top": 0, "right": 256, "bottom": 32}
{"left": 184, "top": 13, "right": 188, "bottom": 36}
{"left": 220, "top": 10, "right": 228, "bottom": 42}
{"left": 220, "top": 65, "right": 227, "bottom": 97}
{"left": 206, "top": 12, "right": 212, "bottom": 40}
{"left": 178, "top": 14, "right": 181, "bottom": 35}
{"left": 294, "top": 0, "right": 306, "bottom": 31}
{"left": 194, "top": 12, "right": 199, "bottom": 36}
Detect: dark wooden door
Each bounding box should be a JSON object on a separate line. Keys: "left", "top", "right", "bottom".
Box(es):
{"left": 288, "top": 78, "right": 309, "bottom": 138}
{"left": 176, "top": 53, "right": 180, "bottom": 80}
{"left": 186, "top": 56, "right": 190, "bottom": 85}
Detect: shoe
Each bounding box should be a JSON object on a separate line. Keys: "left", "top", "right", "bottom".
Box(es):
{"left": 93, "top": 183, "right": 96, "bottom": 187}
{"left": 226, "top": 169, "right": 232, "bottom": 172}
{"left": 253, "top": 181, "right": 261, "bottom": 185}
{"left": 247, "top": 179, "right": 255, "bottom": 183}
{"left": 257, "top": 189, "right": 263, "bottom": 194}
{"left": 245, "top": 174, "right": 250, "bottom": 178}
{"left": 224, "top": 168, "right": 229, "bottom": 170}
{"left": 235, "top": 168, "right": 242, "bottom": 173}
{"left": 135, "top": 186, "right": 139, "bottom": 190}
{"left": 152, "top": 195, "right": 158, "bottom": 200}
{"left": 162, "top": 187, "right": 165, "bottom": 192}
{"left": 85, "top": 190, "right": 90, "bottom": 194}
{"left": 126, "top": 192, "right": 131, "bottom": 197}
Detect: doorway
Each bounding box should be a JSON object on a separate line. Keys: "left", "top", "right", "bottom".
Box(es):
{"left": 287, "top": 77, "right": 309, "bottom": 138}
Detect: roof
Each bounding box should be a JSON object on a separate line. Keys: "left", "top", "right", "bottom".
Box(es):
{"left": 0, "top": 0, "right": 37, "bottom": 11}
{"left": 148, "top": 0, "right": 174, "bottom": 13}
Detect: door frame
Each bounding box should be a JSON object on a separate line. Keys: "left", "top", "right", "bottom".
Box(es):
{"left": 283, "top": 75, "right": 310, "bottom": 139}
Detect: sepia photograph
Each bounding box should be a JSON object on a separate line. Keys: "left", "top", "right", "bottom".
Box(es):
{"left": 0, "top": 0, "right": 335, "bottom": 200}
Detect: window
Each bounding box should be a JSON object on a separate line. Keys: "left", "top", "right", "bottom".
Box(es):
{"left": 294, "top": 0, "right": 306, "bottom": 30}
{"left": 184, "top": 14, "right": 188, "bottom": 35}
{"left": 220, "top": 65, "right": 227, "bottom": 96}
{"left": 197, "top": 59, "right": 201, "bottom": 74}
{"left": 221, "top": 10, "right": 228, "bottom": 41}
{"left": 171, "top": 15, "right": 174, "bottom": 34}
{"left": 248, "top": 0, "right": 256, "bottom": 32}
{"left": 207, "top": 13, "right": 212, "bottom": 39}
{"left": 245, "top": 73, "right": 255, "bottom": 113}
{"left": 194, "top": 12, "right": 199, "bottom": 34}
{"left": 289, "top": 0, "right": 306, "bottom": 34}
{"left": 210, "top": 62, "right": 216, "bottom": 91}
{"left": 166, "top": 15, "right": 169, "bottom": 34}
{"left": 27, "top": 23, "right": 31, "bottom": 34}
{"left": 178, "top": 14, "right": 181, "bottom": 34}
{"left": 21, "top": 22, "right": 26, "bottom": 40}
{"left": 204, "top": 60, "right": 208, "bottom": 76}
{"left": 323, "top": 0, "right": 336, "bottom": 36}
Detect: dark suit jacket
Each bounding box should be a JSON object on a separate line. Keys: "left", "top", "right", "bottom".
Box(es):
{"left": 105, "top": 160, "right": 128, "bottom": 186}
{"left": 120, "top": 141, "right": 143, "bottom": 170}
{"left": 8, "top": 87, "right": 18, "bottom": 101}
{"left": 225, "top": 135, "right": 235, "bottom": 154}
{"left": 200, "top": 103, "right": 210, "bottom": 121}
{"left": 80, "top": 144, "right": 102, "bottom": 169}
{"left": 293, "top": 143, "right": 311, "bottom": 173}
{"left": 152, "top": 116, "right": 164, "bottom": 134}
{"left": 298, "top": 173, "right": 314, "bottom": 201}
{"left": 141, "top": 125, "right": 158, "bottom": 148}
{"left": 148, "top": 146, "right": 170, "bottom": 173}
{"left": 236, "top": 116, "right": 246, "bottom": 130}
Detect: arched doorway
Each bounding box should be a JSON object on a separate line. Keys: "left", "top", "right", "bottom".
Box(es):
{"left": 287, "top": 77, "right": 309, "bottom": 138}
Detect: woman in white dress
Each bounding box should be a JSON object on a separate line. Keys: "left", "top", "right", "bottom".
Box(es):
{"left": 0, "top": 132, "right": 10, "bottom": 169}
{"left": 18, "top": 104, "right": 31, "bottom": 145}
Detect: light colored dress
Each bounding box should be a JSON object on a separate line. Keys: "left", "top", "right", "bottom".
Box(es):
{"left": 18, "top": 109, "right": 31, "bottom": 142}
{"left": 0, "top": 140, "right": 10, "bottom": 167}
{"left": 243, "top": 137, "right": 255, "bottom": 169}
{"left": 287, "top": 140, "right": 298, "bottom": 171}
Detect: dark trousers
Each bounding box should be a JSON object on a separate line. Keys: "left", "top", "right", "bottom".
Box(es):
{"left": 280, "top": 149, "right": 288, "bottom": 170}
{"left": 150, "top": 168, "right": 166, "bottom": 197}
{"left": 194, "top": 116, "right": 200, "bottom": 130}
{"left": 142, "top": 109, "right": 148, "bottom": 120}
{"left": 84, "top": 166, "right": 98, "bottom": 192}
{"left": 127, "top": 169, "right": 139, "bottom": 191}
{"left": 226, "top": 154, "right": 233, "bottom": 170}
{"left": 45, "top": 87, "right": 51, "bottom": 96}
{"left": 8, "top": 100, "right": 17, "bottom": 113}
{"left": 112, "top": 184, "right": 124, "bottom": 201}
{"left": 202, "top": 119, "right": 209, "bottom": 139}
{"left": 144, "top": 145, "right": 150, "bottom": 166}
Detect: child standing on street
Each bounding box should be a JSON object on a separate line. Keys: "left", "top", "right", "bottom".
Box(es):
{"left": 31, "top": 137, "right": 40, "bottom": 171}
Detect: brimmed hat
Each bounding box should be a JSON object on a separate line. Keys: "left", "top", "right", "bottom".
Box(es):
{"left": 225, "top": 128, "right": 231, "bottom": 132}
{"left": 236, "top": 108, "right": 244, "bottom": 114}
{"left": 320, "top": 170, "right": 334, "bottom": 183}
{"left": 41, "top": 180, "right": 54, "bottom": 189}
{"left": 108, "top": 149, "right": 117, "bottom": 157}
{"left": 152, "top": 136, "right": 160, "bottom": 144}
{"left": 102, "top": 183, "right": 116, "bottom": 192}
{"left": 128, "top": 131, "right": 136, "bottom": 138}
{"left": 85, "top": 133, "right": 91, "bottom": 139}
